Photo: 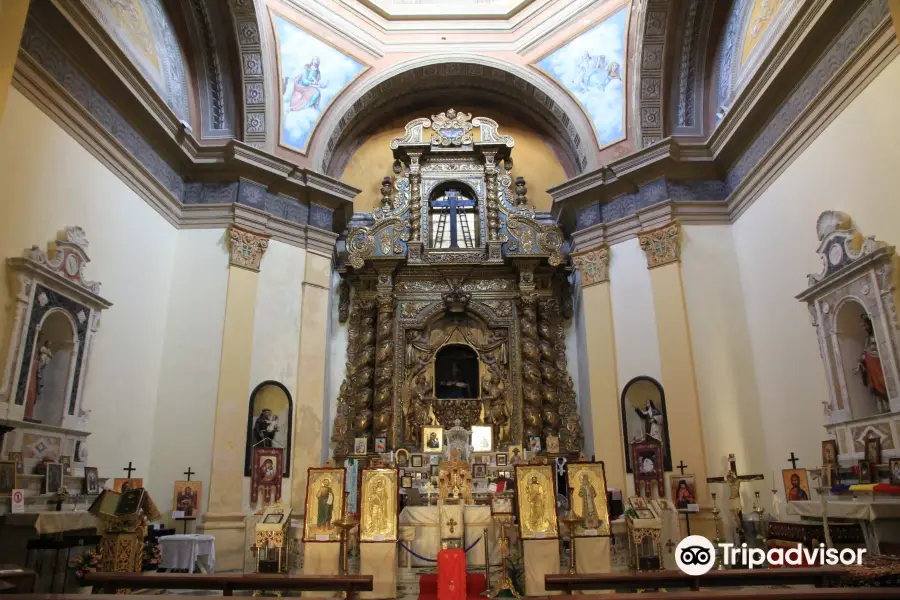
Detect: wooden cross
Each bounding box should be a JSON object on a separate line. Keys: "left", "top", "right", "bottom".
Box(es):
{"left": 123, "top": 461, "right": 136, "bottom": 478}
{"left": 665, "top": 539, "right": 676, "bottom": 554}
{"left": 787, "top": 452, "right": 800, "bottom": 469}
{"left": 447, "top": 517, "right": 458, "bottom": 534}
{"left": 183, "top": 466, "right": 195, "bottom": 481}
{"left": 676, "top": 460, "right": 688, "bottom": 475}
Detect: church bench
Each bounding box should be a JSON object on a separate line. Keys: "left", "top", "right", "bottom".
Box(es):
{"left": 83, "top": 573, "right": 373, "bottom": 598}
{"left": 553, "top": 590, "right": 900, "bottom": 600}
{"left": 545, "top": 567, "right": 849, "bottom": 593}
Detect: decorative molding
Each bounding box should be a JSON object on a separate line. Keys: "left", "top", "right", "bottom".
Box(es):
{"left": 228, "top": 224, "right": 271, "bottom": 271}
{"left": 572, "top": 246, "right": 610, "bottom": 287}
{"left": 638, "top": 221, "right": 681, "bottom": 269}
{"left": 227, "top": 0, "right": 268, "bottom": 149}
{"left": 184, "top": 0, "right": 236, "bottom": 138}
{"left": 634, "top": 0, "right": 669, "bottom": 148}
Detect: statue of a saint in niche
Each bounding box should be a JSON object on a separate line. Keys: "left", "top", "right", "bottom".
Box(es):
{"left": 24, "top": 340, "right": 53, "bottom": 422}
{"left": 253, "top": 408, "right": 279, "bottom": 447}
{"left": 855, "top": 315, "right": 890, "bottom": 413}
{"left": 634, "top": 399, "right": 663, "bottom": 443}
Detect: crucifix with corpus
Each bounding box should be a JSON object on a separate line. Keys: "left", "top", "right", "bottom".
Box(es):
{"left": 706, "top": 453, "right": 764, "bottom": 544}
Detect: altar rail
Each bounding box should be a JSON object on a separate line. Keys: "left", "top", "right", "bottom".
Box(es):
{"left": 545, "top": 567, "right": 848, "bottom": 593}
{"left": 83, "top": 573, "right": 373, "bottom": 598}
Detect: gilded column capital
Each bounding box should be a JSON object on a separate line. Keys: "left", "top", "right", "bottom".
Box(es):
{"left": 572, "top": 245, "right": 610, "bottom": 287}
{"left": 638, "top": 221, "right": 681, "bottom": 269}
{"left": 228, "top": 224, "right": 271, "bottom": 271}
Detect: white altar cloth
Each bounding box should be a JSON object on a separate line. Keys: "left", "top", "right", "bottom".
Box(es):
{"left": 159, "top": 534, "right": 216, "bottom": 572}
{"left": 399, "top": 506, "right": 500, "bottom": 567}
{"left": 787, "top": 499, "right": 900, "bottom": 555}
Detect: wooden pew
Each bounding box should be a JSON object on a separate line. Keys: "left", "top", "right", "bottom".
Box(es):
{"left": 545, "top": 567, "right": 848, "bottom": 593}
{"left": 83, "top": 572, "right": 373, "bottom": 599}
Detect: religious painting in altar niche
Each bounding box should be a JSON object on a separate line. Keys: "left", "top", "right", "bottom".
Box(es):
{"left": 360, "top": 468, "right": 399, "bottom": 542}
{"left": 515, "top": 464, "right": 559, "bottom": 540}
{"left": 172, "top": 481, "right": 201, "bottom": 517}
{"left": 782, "top": 469, "right": 811, "bottom": 502}
{"left": 303, "top": 467, "right": 346, "bottom": 542}
{"left": 434, "top": 344, "right": 479, "bottom": 399}
{"left": 251, "top": 447, "right": 284, "bottom": 506}
{"left": 621, "top": 376, "right": 672, "bottom": 473}
{"left": 244, "top": 381, "right": 293, "bottom": 477}
{"left": 429, "top": 184, "right": 480, "bottom": 249}
{"left": 566, "top": 462, "right": 611, "bottom": 537}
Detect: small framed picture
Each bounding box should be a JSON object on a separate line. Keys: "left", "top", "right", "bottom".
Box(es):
{"left": 0, "top": 461, "right": 17, "bottom": 494}
{"left": 84, "top": 467, "right": 100, "bottom": 494}
{"left": 59, "top": 455, "right": 72, "bottom": 476}
{"left": 822, "top": 440, "right": 838, "bottom": 465}
{"left": 509, "top": 445, "right": 524, "bottom": 464}
{"left": 401, "top": 476, "right": 412, "bottom": 488}
{"left": 424, "top": 427, "right": 443, "bottom": 453}
{"left": 354, "top": 437, "right": 368, "bottom": 456}
{"left": 471, "top": 425, "right": 493, "bottom": 452}
{"left": 865, "top": 437, "right": 882, "bottom": 464}
{"left": 399, "top": 469, "right": 406, "bottom": 477}
{"left": 396, "top": 448, "right": 409, "bottom": 467}
{"left": 411, "top": 454, "right": 424, "bottom": 468}
{"left": 528, "top": 436, "right": 541, "bottom": 453}
{"left": 8, "top": 452, "right": 24, "bottom": 475}
{"left": 431, "top": 465, "right": 439, "bottom": 476}
{"left": 45, "top": 463, "right": 64, "bottom": 494}
{"left": 546, "top": 436, "right": 560, "bottom": 454}
{"left": 890, "top": 459, "right": 900, "bottom": 486}
{"left": 374, "top": 438, "right": 386, "bottom": 453}
{"left": 635, "top": 508, "right": 656, "bottom": 520}
{"left": 858, "top": 460, "right": 873, "bottom": 484}
{"left": 670, "top": 475, "right": 697, "bottom": 511}
{"left": 473, "top": 464, "right": 487, "bottom": 478}
{"left": 782, "top": 469, "right": 811, "bottom": 501}
{"left": 496, "top": 453, "right": 508, "bottom": 467}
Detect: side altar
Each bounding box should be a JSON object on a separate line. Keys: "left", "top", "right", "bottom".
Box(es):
{"left": 331, "top": 108, "right": 584, "bottom": 460}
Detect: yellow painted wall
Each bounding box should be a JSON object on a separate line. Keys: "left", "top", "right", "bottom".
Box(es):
{"left": 338, "top": 108, "right": 571, "bottom": 213}
{"left": 732, "top": 55, "right": 900, "bottom": 489}
{"left": 0, "top": 0, "right": 29, "bottom": 121}
{"left": 0, "top": 89, "right": 179, "bottom": 480}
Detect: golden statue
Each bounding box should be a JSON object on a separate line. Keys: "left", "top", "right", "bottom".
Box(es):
{"left": 526, "top": 476, "right": 550, "bottom": 532}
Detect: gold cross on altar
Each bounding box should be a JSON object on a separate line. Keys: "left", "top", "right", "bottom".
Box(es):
{"left": 706, "top": 453, "right": 764, "bottom": 544}
{"left": 447, "top": 517, "right": 458, "bottom": 534}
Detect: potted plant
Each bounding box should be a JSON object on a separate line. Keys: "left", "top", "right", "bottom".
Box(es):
{"left": 70, "top": 549, "right": 101, "bottom": 593}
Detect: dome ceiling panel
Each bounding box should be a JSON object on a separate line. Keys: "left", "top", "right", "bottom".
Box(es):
{"left": 362, "top": 0, "right": 533, "bottom": 19}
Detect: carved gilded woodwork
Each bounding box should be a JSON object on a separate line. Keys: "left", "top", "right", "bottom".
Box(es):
{"left": 519, "top": 294, "right": 543, "bottom": 439}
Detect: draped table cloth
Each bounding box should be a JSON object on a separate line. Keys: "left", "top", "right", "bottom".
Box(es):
{"left": 158, "top": 534, "right": 216, "bottom": 572}
{"left": 399, "top": 505, "right": 500, "bottom": 566}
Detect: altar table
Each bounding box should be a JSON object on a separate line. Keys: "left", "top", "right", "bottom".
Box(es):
{"left": 158, "top": 534, "right": 216, "bottom": 573}
{"left": 3, "top": 511, "right": 98, "bottom": 535}
{"left": 399, "top": 506, "right": 500, "bottom": 567}
{"left": 787, "top": 499, "right": 900, "bottom": 554}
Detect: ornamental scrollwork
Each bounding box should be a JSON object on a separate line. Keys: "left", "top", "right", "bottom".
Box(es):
{"left": 431, "top": 109, "right": 473, "bottom": 147}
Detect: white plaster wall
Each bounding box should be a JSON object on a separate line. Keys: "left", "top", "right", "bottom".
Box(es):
{"left": 243, "top": 240, "right": 307, "bottom": 508}
{"left": 568, "top": 275, "right": 592, "bottom": 455}
{"left": 681, "top": 225, "right": 770, "bottom": 506}
{"left": 148, "top": 229, "right": 229, "bottom": 521}
{"left": 0, "top": 89, "right": 178, "bottom": 481}
{"left": 324, "top": 271, "right": 347, "bottom": 459}
{"left": 732, "top": 55, "right": 900, "bottom": 488}
{"left": 609, "top": 238, "right": 663, "bottom": 386}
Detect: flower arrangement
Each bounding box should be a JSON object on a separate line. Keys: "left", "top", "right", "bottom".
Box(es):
{"left": 70, "top": 550, "right": 102, "bottom": 581}
{"left": 142, "top": 540, "right": 161, "bottom": 571}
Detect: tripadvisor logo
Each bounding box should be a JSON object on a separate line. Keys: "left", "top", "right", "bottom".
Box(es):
{"left": 675, "top": 535, "right": 867, "bottom": 575}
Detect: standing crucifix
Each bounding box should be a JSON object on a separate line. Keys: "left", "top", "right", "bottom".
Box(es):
{"left": 706, "top": 454, "right": 764, "bottom": 544}
{"left": 432, "top": 189, "right": 476, "bottom": 248}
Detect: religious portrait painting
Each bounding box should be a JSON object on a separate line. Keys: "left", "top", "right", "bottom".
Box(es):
{"left": 84, "top": 467, "right": 99, "bottom": 495}
{"left": 375, "top": 438, "right": 386, "bottom": 453}
{"left": 272, "top": 12, "right": 367, "bottom": 154}
{"left": 423, "top": 427, "right": 443, "bottom": 453}
{"left": 411, "top": 454, "right": 424, "bottom": 468}
{"left": 528, "top": 436, "right": 541, "bottom": 453}
{"left": 396, "top": 448, "right": 409, "bottom": 467}
{"left": 303, "top": 467, "right": 346, "bottom": 542}
{"left": 859, "top": 460, "right": 873, "bottom": 484}
{"left": 45, "top": 462, "right": 64, "bottom": 494}
{"left": 782, "top": 469, "right": 811, "bottom": 502}
{"left": 566, "top": 462, "right": 611, "bottom": 536}
{"left": 0, "top": 461, "right": 16, "bottom": 494}
{"left": 59, "top": 455, "right": 71, "bottom": 475}
{"left": 822, "top": 440, "right": 838, "bottom": 465}
{"left": 890, "top": 459, "right": 900, "bottom": 486}
{"left": 670, "top": 475, "right": 697, "bottom": 511}
{"left": 509, "top": 445, "right": 524, "bottom": 464}
{"left": 8, "top": 452, "right": 23, "bottom": 475}
{"left": 496, "top": 453, "right": 508, "bottom": 467}
{"left": 172, "top": 480, "right": 201, "bottom": 517}
{"left": 515, "top": 464, "right": 559, "bottom": 540}
{"left": 546, "top": 435, "right": 560, "bottom": 454}
{"left": 534, "top": 4, "right": 628, "bottom": 148}
{"left": 471, "top": 426, "right": 493, "bottom": 453}
{"left": 865, "top": 436, "right": 882, "bottom": 464}
{"left": 401, "top": 476, "right": 412, "bottom": 488}
{"left": 354, "top": 437, "right": 367, "bottom": 456}
{"left": 630, "top": 438, "right": 664, "bottom": 496}
{"left": 360, "top": 468, "right": 399, "bottom": 542}
{"left": 635, "top": 508, "right": 656, "bottom": 520}
{"left": 251, "top": 447, "right": 284, "bottom": 506}
{"left": 113, "top": 478, "right": 143, "bottom": 493}
{"left": 628, "top": 496, "right": 648, "bottom": 510}
{"left": 473, "top": 463, "right": 487, "bottom": 479}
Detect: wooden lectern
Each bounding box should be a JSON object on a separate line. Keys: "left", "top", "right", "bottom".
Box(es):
{"left": 89, "top": 488, "right": 161, "bottom": 574}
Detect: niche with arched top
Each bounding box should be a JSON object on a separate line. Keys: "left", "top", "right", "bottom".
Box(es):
{"left": 244, "top": 381, "right": 294, "bottom": 477}
{"left": 834, "top": 300, "right": 887, "bottom": 419}
{"left": 428, "top": 182, "right": 481, "bottom": 249}
{"left": 434, "top": 344, "right": 479, "bottom": 399}
{"left": 621, "top": 376, "right": 673, "bottom": 473}
{"left": 23, "top": 310, "right": 78, "bottom": 426}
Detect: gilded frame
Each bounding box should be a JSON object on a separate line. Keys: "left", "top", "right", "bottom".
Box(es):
{"left": 566, "top": 461, "right": 611, "bottom": 537}
{"left": 514, "top": 463, "right": 559, "bottom": 540}
{"left": 303, "top": 467, "right": 346, "bottom": 542}
{"left": 359, "top": 467, "right": 399, "bottom": 542}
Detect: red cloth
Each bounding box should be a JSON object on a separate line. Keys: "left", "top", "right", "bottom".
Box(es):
{"left": 437, "top": 549, "right": 466, "bottom": 600}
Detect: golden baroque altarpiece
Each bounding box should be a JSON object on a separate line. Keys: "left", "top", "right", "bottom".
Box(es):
{"left": 331, "top": 110, "right": 584, "bottom": 458}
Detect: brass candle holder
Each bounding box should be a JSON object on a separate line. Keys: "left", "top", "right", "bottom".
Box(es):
{"left": 711, "top": 492, "right": 722, "bottom": 543}
{"left": 488, "top": 516, "right": 521, "bottom": 600}
{"left": 333, "top": 492, "right": 359, "bottom": 577}
{"left": 559, "top": 488, "right": 584, "bottom": 575}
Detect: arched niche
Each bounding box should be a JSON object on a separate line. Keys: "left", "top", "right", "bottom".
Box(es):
{"left": 832, "top": 299, "right": 883, "bottom": 419}
{"left": 434, "top": 343, "right": 479, "bottom": 399}
{"left": 621, "top": 376, "right": 673, "bottom": 473}
{"left": 428, "top": 181, "right": 481, "bottom": 250}
{"left": 23, "top": 310, "right": 78, "bottom": 426}
{"left": 244, "top": 381, "right": 293, "bottom": 477}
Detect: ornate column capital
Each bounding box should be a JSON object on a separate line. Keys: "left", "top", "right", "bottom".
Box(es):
{"left": 572, "top": 245, "right": 610, "bottom": 287}
{"left": 228, "top": 224, "right": 271, "bottom": 271}
{"left": 638, "top": 221, "right": 681, "bottom": 269}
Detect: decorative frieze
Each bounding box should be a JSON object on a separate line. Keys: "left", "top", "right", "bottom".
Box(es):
{"left": 572, "top": 246, "right": 610, "bottom": 287}
{"left": 638, "top": 222, "right": 681, "bottom": 268}
{"left": 228, "top": 225, "right": 270, "bottom": 271}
